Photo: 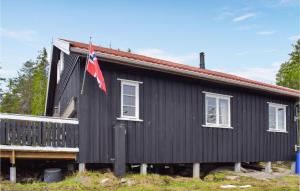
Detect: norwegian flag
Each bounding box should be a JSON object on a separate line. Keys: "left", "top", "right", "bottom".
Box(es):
{"left": 86, "top": 43, "right": 107, "bottom": 93}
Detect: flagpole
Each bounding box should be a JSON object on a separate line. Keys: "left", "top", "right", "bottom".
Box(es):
{"left": 80, "top": 36, "right": 92, "bottom": 95}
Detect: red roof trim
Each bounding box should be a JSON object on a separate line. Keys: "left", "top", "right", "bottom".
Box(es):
{"left": 62, "top": 39, "right": 300, "bottom": 96}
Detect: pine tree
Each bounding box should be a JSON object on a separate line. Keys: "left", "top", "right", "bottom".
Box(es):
{"left": 31, "top": 48, "right": 48, "bottom": 115}
{"left": 276, "top": 39, "right": 300, "bottom": 90}
{"left": 0, "top": 48, "right": 48, "bottom": 115}
{"left": 0, "top": 66, "right": 6, "bottom": 97}
{"left": 0, "top": 60, "right": 35, "bottom": 114}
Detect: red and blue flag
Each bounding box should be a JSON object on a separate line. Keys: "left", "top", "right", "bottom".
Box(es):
{"left": 86, "top": 43, "right": 107, "bottom": 93}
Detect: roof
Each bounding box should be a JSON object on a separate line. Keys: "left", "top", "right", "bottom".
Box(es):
{"left": 53, "top": 39, "right": 300, "bottom": 98}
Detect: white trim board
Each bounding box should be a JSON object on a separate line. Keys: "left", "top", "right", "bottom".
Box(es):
{"left": 0, "top": 145, "right": 79, "bottom": 152}
{"left": 53, "top": 39, "right": 70, "bottom": 55}
{"left": 117, "top": 78, "right": 143, "bottom": 84}
{"left": 0, "top": 113, "right": 79, "bottom": 124}
{"left": 117, "top": 117, "right": 143, "bottom": 122}
{"left": 202, "top": 91, "right": 233, "bottom": 98}
{"left": 267, "top": 102, "right": 288, "bottom": 107}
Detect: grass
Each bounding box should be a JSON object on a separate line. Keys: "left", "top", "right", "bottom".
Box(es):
{"left": 0, "top": 170, "right": 299, "bottom": 191}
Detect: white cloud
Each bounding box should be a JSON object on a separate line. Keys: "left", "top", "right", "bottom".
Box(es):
{"left": 232, "top": 13, "right": 256, "bottom": 22}
{"left": 256, "top": 31, "right": 276, "bottom": 36}
{"left": 0, "top": 28, "right": 37, "bottom": 42}
{"left": 213, "top": 6, "right": 235, "bottom": 21}
{"left": 288, "top": 35, "right": 300, "bottom": 41}
{"left": 214, "top": 11, "right": 235, "bottom": 21}
{"left": 136, "top": 48, "right": 197, "bottom": 64}
{"left": 214, "top": 61, "right": 282, "bottom": 84}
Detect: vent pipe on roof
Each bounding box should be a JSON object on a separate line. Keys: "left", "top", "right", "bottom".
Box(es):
{"left": 200, "top": 52, "right": 205, "bottom": 69}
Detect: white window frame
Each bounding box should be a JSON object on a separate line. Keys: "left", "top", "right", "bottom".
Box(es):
{"left": 267, "top": 102, "right": 287, "bottom": 133}
{"left": 117, "top": 79, "right": 143, "bottom": 122}
{"left": 57, "top": 52, "right": 64, "bottom": 84}
{"left": 203, "top": 91, "right": 232, "bottom": 129}
{"left": 57, "top": 59, "right": 61, "bottom": 83}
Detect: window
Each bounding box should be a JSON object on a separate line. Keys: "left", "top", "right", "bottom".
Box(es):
{"left": 57, "top": 52, "right": 64, "bottom": 83}
{"left": 268, "top": 103, "right": 286, "bottom": 132}
{"left": 118, "top": 79, "right": 143, "bottom": 121}
{"left": 203, "top": 92, "right": 232, "bottom": 128}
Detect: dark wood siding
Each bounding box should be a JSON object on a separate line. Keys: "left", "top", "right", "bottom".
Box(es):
{"left": 0, "top": 118, "right": 78, "bottom": 148}
{"left": 75, "top": 59, "right": 298, "bottom": 164}
{"left": 53, "top": 53, "right": 80, "bottom": 117}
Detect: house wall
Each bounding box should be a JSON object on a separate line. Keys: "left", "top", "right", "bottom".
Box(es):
{"left": 53, "top": 53, "right": 81, "bottom": 117}
{"left": 77, "top": 58, "right": 298, "bottom": 164}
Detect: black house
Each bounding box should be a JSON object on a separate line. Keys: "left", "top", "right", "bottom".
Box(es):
{"left": 45, "top": 39, "right": 299, "bottom": 176}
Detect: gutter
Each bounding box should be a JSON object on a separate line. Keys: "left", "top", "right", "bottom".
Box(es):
{"left": 70, "top": 47, "right": 300, "bottom": 98}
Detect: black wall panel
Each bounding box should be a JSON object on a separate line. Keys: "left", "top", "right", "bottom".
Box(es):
{"left": 61, "top": 56, "right": 298, "bottom": 164}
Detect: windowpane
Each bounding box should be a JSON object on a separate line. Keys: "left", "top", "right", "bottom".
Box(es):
{"left": 121, "top": 81, "right": 139, "bottom": 119}
{"left": 57, "top": 60, "right": 61, "bottom": 83}
{"left": 269, "top": 106, "right": 276, "bottom": 130}
{"left": 207, "top": 97, "right": 216, "bottom": 107}
{"left": 207, "top": 114, "right": 216, "bottom": 123}
{"left": 219, "top": 99, "right": 229, "bottom": 125}
{"left": 206, "top": 97, "right": 216, "bottom": 124}
{"left": 60, "top": 59, "right": 64, "bottom": 71}
{"left": 123, "top": 106, "right": 135, "bottom": 116}
{"left": 277, "top": 108, "right": 285, "bottom": 130}
{"left": 123, "top": 95, "right": 135, "bottom": 106}
{"left": 123, "top": 85, "right": 135, "bottom": 95}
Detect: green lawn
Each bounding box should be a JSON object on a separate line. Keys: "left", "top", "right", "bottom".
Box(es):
{"left": 1, "top": 170, "right": 299, "bottom": 191}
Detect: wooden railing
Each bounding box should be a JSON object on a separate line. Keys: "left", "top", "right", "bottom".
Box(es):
{"left": 0, "top": 113, "right": 79, "bottom": 148}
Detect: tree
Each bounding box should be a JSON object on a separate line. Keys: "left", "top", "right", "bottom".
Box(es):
{"left": 0, "top": 66, "right": 6, "bottom": 96}
{"left": 0, "top": 60, "right": 35, "bottom": 114}
{"left": 276, "top": 40, "right": 300, "bottom": 145}
{"left": 31, "top": 48, "right": 48, "bottom": 115}
{"left": 276, "top": 39, "right": 300, "bottom": 90}
{"left": 0, "top": 48, "right": 48, "bottom": 115}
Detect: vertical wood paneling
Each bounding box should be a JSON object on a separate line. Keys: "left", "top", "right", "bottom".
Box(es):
{"left": 71, "top": 58, "right": 298, "bottom": 164}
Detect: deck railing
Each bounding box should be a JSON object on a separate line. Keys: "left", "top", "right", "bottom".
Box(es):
{"left": 0, "top": 113, "right": 79, "bottom": 148}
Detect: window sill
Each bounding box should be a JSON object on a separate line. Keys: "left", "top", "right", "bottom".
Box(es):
{"left": 202, "top": 124, "right": 233, "bottom": 129}
{"left": 267, "top": 130, "right": 288, "bottom": 133}
{"left": 117, "top": 117, "right": 143, "bottom": 122}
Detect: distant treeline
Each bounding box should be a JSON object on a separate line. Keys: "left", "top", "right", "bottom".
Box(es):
{"left": 0, "top": 48, "right": 48, "bottom": 115}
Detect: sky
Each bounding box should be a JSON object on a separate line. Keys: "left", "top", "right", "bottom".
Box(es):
{"left": 0, "top": 0, "right": 299, "bottom": 84}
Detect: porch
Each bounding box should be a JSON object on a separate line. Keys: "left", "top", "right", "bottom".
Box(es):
{"left": 0, "top": 113, "right": 79, "bottom": 182}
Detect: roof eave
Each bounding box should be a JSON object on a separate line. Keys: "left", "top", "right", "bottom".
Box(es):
{"left": 53, "top": 39, "right": 71, "bottom": 55}
{"left": 45, "top": 40, "right": 70, "bottom": 116}
{"left": 70, "top": 46, "right": 299, "bottom": 98}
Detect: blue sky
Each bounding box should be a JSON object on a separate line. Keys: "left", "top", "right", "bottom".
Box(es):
{"left": 0, "top": 0, "right": 299, "bottom": 84}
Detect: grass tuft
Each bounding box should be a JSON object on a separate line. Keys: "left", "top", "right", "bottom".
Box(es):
{"left": 1, "top": 170, "right": 299, "bottom": 191}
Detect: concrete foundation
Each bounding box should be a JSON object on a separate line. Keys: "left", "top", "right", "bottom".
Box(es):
{"left": 291, "top": 162, "right": 295, "bottom": 174}
{"left": 79, "top": 163, "right": 86, "bottom": 173}
{"left": 234, "top": 162, "right": 241, "bottom": 172}
{"left": 193, "top": 163, "right": 200, "bottom": 178}
{"left": 10, "top": 166, "right": 16, "bottom": 183}
{"left": 140, "top": 163, "right": 147, "bottom": 175}
{"left": 264, "top": 162, "right": 272, "bottom": 173}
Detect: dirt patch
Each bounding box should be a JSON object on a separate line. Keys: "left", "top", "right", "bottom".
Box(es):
{"left": 233, "top": 167, "right": 293, "bottom": 181}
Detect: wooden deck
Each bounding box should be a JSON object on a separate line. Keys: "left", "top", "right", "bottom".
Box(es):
{"left": 0, "top": 113, "right": 79, "bottom": 163}
{"left": 0, "top": 145, "right": 79, "bottom": 164}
